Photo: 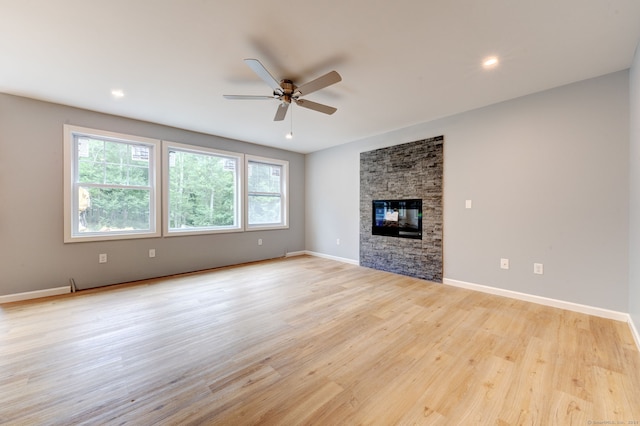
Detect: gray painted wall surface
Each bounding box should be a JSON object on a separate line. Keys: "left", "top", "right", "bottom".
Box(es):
{"left": 0, "top": 94, "right": 305, "bottom": 294}
{"left": 629, "top": 42, "right": 640, "bottom": 330}
{"left": 307, "top": 70, "right": 630, "bottom": 312}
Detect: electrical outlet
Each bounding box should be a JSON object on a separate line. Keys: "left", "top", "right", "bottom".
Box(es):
{"left": 500, "top": 258, "right": 509, "bottom": 270}
{"left": 258, "top": 238, "right": 263, "bottom": 246}
{"left": 465, "top": 200, "right": 472, "bottom": 209}
{"left": 149, "top": 249, "right": 156, "bottom": 258}
{"left": 99, "top": 253, "right": 107, "bottom": 264}
{"left": 336, "top": 238, "right": 340, "bottom": 245}
{"left": 534, "top": 263, "right": 544, "bottom": 275}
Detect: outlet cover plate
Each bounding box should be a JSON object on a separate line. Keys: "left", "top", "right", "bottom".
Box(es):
{"left": 500, "top": 258, "right": 509, "bottom": 270}
{"left": 534, "top": 263, "right": 544, "bottom": 274}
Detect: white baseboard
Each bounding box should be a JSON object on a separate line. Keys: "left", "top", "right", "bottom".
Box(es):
{"left": 443, "top": 277, "right": 639, "bottom": 352}
{"left": 443, "top": 278, "right": 629, "bottom": 321}
{"left": 0, "top": 286, "right": 71, "bottom": 304}
{"left": 300, "top": 250, "right": 360, "bottom": 266}
{"left": 285, "top": 251, "right": 307, "bottom": 258}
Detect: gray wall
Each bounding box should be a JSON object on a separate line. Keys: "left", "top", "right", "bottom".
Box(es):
{"left": 629, "top": 42, "right": 640, "bottom": 330}
{"left": 307, "top": 70, "right": 630, "bottom": 312}
{"left": 0, "top": 94, "right": 305, "bottom": 294}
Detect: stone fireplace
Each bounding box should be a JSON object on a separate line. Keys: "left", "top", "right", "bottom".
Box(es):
{"left": 359, "top": 136, "right": 443, "bottom": 282}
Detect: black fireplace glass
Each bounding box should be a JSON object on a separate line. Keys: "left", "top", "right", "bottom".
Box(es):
{"left": 372, "top": 199, "right": 422, "bottom": 239}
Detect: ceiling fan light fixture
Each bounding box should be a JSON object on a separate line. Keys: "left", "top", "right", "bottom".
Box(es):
{"left": 482, "top": 56, "right": 499, "bottom": 69}
{"left": 111, "top": 89, "right": 125, "bottom": 98}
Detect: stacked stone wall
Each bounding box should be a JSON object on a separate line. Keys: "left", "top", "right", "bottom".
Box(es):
{"left": 360, "top": 136, "right": 443, "bottom": 281}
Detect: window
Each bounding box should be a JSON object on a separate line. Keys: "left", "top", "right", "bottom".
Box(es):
{"left": 63, "top": 125, "right": 161, "bottom": 242}
{"left": 163, "top": 142, "right": 243, "bottom": 235}
{"left": 246, "top": 155, "right": 289, "bottom": 230}
{"left": 64, "top": 127, "right": 290, "bottom": 241}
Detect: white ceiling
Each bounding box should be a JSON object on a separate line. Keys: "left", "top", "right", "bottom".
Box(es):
{"left": 1, "top": 1, "right": 639, "bottom": 154}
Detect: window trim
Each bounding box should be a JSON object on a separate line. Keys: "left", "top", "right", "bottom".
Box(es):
{"left": 162, "top": 141, "right": 244, "bottom": 237}
{"left": 245, "top": 155, "right": 289, "bottom": 231}
{"left": 63, "top": 125, "right": 161, "bottom": 243}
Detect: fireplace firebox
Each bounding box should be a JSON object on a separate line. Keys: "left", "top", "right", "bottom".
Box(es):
{"left": 372, "top": 199, "right": 422, "bottom": 239}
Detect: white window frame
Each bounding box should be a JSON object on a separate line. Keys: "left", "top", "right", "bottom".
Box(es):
{"left": 162, "top": 141, "right": 244, "bottom": 236}
{"left": 245, "top": 155, "right": 289, "bottom": 231}
{"left": 63, "top": 125, "right": 161, "bottom": 243}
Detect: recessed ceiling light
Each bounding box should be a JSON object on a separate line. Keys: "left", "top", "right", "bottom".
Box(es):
{"left": 111, "top": 89, "right": 125, "bottom": 98}
{"left": 482, "top": 56, "right": 499, "bottom": 69}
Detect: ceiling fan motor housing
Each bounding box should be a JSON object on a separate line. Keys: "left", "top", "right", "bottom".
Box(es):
{"left": 278, "top": 79, "right": 296, "bottom": 104}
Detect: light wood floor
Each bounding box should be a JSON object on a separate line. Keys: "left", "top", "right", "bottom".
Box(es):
{"left": 1, "top": 255, "right": 639, "bottom": 425}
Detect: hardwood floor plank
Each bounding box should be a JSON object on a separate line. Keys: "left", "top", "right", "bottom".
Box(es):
{"left": 1, "top": 255, "right": 639, "bottom": 425}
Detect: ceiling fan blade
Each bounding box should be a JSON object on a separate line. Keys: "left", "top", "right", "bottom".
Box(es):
{"left": 294, "top": 99, "right": 337, "bottom": 115}
{"left": 274, "top": 102, "right": 289, "bottom": 121}
{"left": 244, "top": 58, "right": 283, "bottom": 94}
{"left": 223, "top": 95, "right": 275, "bottom": 100}
{"left": 295, "top": 71, "right": 342, "bottom": 96}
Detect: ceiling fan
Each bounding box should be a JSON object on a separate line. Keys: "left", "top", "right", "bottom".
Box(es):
{"left": 224, "top": 59, "right": 342, "bottom": 121}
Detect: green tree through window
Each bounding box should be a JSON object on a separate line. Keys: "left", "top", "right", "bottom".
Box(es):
{"left": 77, "top": 137, "right": 152, "bottom": 231}
{"left": 65, "top": 126, "right": 289, "bottom": 241}
{"left": 64, "top": 124, "right": 161, "bottom": 242}
{"left": 165, "top": 143, "right": 241, "bottom": 234}
{"left": 247, "top": 156, "right": 288, "bottom": 229}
